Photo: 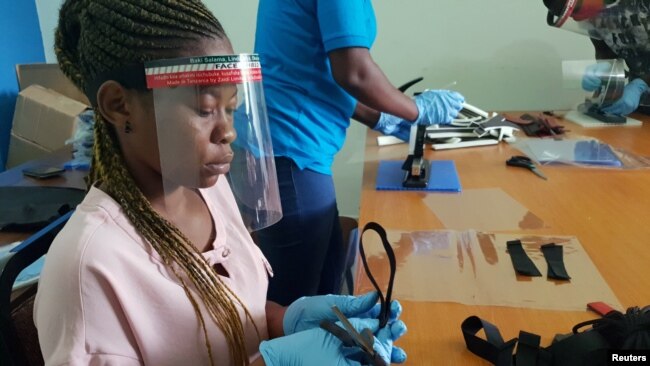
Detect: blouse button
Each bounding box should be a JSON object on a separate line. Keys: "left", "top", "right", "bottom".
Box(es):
{"left": 221, "top": 248, "right": 231, "bottom": 258}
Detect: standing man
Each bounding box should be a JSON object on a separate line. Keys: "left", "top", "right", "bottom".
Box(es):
{"left": 544, "top": 0, "right": 650, "bottom": 115}
{"left": 254, "top": 0, "right": 465, "bottom": 305}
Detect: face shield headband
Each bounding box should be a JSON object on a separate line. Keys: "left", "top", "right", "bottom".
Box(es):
{"left": 547, "top": 0, "right": 620, "bottom": 27}
{"left": 144, "top": 54, "right": 282, "bottom": 232}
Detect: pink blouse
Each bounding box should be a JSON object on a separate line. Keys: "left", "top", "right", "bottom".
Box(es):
{"left": 34, "top": 178, "right": 272, "bottom": 365}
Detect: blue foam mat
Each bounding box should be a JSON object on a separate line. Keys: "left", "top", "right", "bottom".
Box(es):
{"left": 376, "top": 160, "right": 462, "bottom": 192}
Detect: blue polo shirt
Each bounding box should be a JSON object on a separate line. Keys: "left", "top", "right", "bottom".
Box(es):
{"left": 255, "top": 0, "right": 377, "bottom": 175}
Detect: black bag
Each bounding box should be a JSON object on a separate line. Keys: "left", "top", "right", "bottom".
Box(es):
{"left": 461, "top": 306, "right": 650, "bottom": 366}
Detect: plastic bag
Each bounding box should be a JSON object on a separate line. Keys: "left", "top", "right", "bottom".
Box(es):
{"left": 64, "top": 109, "right": 95, "bottom": 170}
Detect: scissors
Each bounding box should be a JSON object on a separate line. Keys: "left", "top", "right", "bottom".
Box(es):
{"left": 506, "top": 155, "right": 547, "bottom": 180}
{"left": 319, "top": 306, "right": 387, "bottom": 366}
{"left": 319, "top": 222, "right": 396, "bottom": 366}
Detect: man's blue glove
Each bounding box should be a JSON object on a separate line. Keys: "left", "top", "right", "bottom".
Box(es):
{"left": 373, "top": 115, "right": 412, "bottom": 142}
{"left": 581, "top": 62, "right": 611, "bottom": 92}
{"left": 373, "top": 90, "right": 465, "bottom": 140}
{"left": 260, "top": 318, "right": 408, "bottom": 366}
{"left": 601, "top": 78, "right": 649, "bottom": 116}
{"left": 373, "top": 113, "right": 407, "bottom": 139}
{"left": 284, "top": 292, "right": 403, "bottom": 335}
{"left": 413, "top": 89, "right": 465, "bottom": 125}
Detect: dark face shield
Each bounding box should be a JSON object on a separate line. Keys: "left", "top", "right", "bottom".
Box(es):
{"left": 145, "top": 54, "right": 282, "bottom": 231}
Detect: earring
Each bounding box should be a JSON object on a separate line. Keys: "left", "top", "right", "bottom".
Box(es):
{"left": 124, "top": 121, "right": 132, "bottom": 134}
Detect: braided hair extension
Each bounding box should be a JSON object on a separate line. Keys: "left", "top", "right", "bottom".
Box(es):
{"left": 55, "top": 1, "right": 259, "bottom": 365}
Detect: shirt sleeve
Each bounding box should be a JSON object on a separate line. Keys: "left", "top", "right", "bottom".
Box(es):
{"left": 317, "top": 0, "right": 373, "bottom": 52}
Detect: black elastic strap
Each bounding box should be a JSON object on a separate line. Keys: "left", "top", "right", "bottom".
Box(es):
{"left": 547, "top": 330, "right": 609, "bottom": 366}
{"left": 540, "top": 243, "right": 571, "bottom": 280}
{"left": 506, "top": 240, "right": 541, "bottom": 277}
{"left": 515, "top": 331, "right": 542, "bottom": 366}
{"left": 461, "top": 316, "right": 517, "bottom": 366}
{"left": 359, "top": 222, "right": 396, "bottom": 328}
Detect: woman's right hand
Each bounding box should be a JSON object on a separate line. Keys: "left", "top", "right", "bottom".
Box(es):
{"left": 259, "top": 318, "right": 407, "bottom": 366}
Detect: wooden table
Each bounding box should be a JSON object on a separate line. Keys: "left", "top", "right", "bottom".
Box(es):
{"left": 0, "top": 148, "right": 86, "bottom": 246}
{"left": 356, "top": 114, "right": 650, "bottom": 364}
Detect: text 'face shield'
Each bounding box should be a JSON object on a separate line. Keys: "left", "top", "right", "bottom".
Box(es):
{"left": 145, "top": 54, "right": 281, "bottom": 231}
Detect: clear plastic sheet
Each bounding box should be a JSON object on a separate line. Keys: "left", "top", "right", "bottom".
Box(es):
{"left": 423, "top": 188, "right": 546, "bottom": 231}
{"left": 356, "top": 229, "right": 622, "bottom": 311}
{"left": 513, "top": 137, "right": 650, "bottom": 169}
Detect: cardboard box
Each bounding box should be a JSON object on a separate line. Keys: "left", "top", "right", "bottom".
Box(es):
{"left": 6, "top": 133, "right": 52, "bottom": 169}
{"left": 15, "top": 63, "right": 90, "bottom": 105}
{"left": 8, "top": 85, "right": 88, "bottom": 167}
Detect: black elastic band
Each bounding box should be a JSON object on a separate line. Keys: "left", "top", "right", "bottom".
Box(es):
{"left": 359, "top": 222, "right": 396, "bottom": 329}
{"left": 540, "top": 243, "right": 571, "bottom": 280}
{"left": 515, "top": 331, "right": 542, "bottom": 366}
{"left": 461, "top": 316, "right": 517, "bottom": 366}
{"left": 506, "top": 240, "right": 542, "bottom": 277}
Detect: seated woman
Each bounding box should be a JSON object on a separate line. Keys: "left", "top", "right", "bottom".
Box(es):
{"left": 33, "top": 0, "right": 406, "bottom": 365}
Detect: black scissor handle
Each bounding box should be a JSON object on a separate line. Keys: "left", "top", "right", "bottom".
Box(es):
{"left": 506, "top": 155, "right": 534, "bottom": 169}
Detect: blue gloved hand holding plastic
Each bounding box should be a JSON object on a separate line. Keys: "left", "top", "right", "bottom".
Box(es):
{"left": 386, "top": 121, "right": 413, "bottom": 142}
{"left": 601, "top": 78, "right": 649, "bottom": 116}
{"left": 284, "top": 292, "right": 403, "bottom": 335}
{"left": 581, "top": 62, "right": 611, "bottom": 92}
{"left": 373, "top": 116, "right": 420, "bottom": 142}
{"left": 413, "top": 89, "right": 465, "bottom": 125}
{"left": 260, "top": 317, "right": 408, "bottom": 366}
{"left": 373, "top": 112, "right": 406, "bottom": 140}
{"left": 373, "top": 89, "right": 465, "bottom": 140}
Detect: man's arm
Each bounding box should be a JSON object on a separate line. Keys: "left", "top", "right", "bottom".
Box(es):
{"left": 352, "top": 102, "right": 381, "bottom": 128}
{"left": 591, "top": 38, "right": 650, "bottom": 87}
{"left": 329, "top": 47, "right": 418, "bottom": 123}
{"left": 591, "top": 38, "right": 617, "bottom": 60}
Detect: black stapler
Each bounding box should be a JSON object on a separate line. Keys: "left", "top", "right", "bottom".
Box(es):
{"left": 401, "top": 124, "right": 429, "bottom": 188}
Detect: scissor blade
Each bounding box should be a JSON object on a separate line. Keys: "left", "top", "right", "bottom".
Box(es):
{"left": 331, "top": 306, "right": 375, "bottom": 355}
{"left": 531, "top": 167, "right": 547, "bottom": 180}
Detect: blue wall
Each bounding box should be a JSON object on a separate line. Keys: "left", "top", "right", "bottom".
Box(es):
{"left": 0, "top": 0, "right": 45, "bottom": 171}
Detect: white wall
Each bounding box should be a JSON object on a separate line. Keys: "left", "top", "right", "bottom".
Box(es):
{"left": 35, "top": 0, "right": 594, "bottom": 218}
{"left": 36, "top": 1, "right": 260, "bottom": 62}
{"left": 34, "top": 0, "right": 59, "bottom": 63}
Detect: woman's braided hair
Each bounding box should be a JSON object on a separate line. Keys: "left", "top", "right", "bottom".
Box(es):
{"left": 55, "top": 1, "right": 258, "bottom": 365}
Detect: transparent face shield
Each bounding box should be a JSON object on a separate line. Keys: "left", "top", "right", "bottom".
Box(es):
{"left": 546, "top": 0, "right": 620, "bottom": 38}
{"left": 145, "top": 54, "right": 282, "bottom": 231}
{"left": 562, "top": 58, "right": 626, "bottom": 108}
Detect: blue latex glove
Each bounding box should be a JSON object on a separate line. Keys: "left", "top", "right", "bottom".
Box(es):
{"left": 260, "top": 318, "right": 408, "bottom": 366}
{"left": 581, "top": 62, "right": 611, "bottom": 92}
{"left": 284, "top": 292, "right": 403, "bottom": 335}
{"left": 373, "top": 115, "right": 413, "bottom": 142}
{"left": 388, "top": 121, "right": 413, "bottom": 142}
{"left": 373, "top": 112, "right": 406, "bottom": 139}
{"left": 373, "top": 89, "right": 465, "bottom": 138}
{"left": 601, "top": 78, "right": 649, "bottom": 116}
{"left": 413, "top": 89, "right": 465, "bottom": 125}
